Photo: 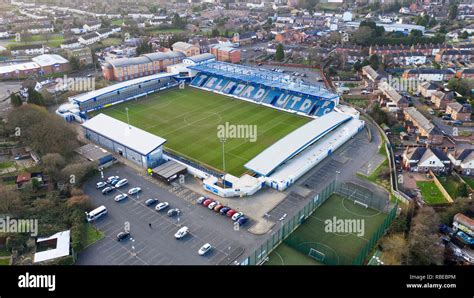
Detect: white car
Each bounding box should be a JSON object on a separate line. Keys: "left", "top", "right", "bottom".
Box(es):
{"left": 96, "top": 181, "right": 107, "bottom": 189}
{"left": 114, "top": 178, "right": 128, "bottom": 188}
{"left": 198, "top": 243, "right": 212, "bottom": 256}
{"left": 208, "top": 201, "right": 219, "bottom": 210}
{"left": 114, "top": 193, "right": 128, "bottom": 202}
{"left": 232, "top": 212, "right": 244, "bottom": 221}
{"left": 174, "top": 226, "right": 189, "bottom": 239}
{"left": 107, "top": 176, "right": 119, "bottom": 183}
{"left": 128, "top": 187, "right": 141, "bottom": 195}
{"left": 155, "top": 202, "right": 169, "bottom": 211}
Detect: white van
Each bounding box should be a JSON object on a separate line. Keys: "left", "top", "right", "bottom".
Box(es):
{"left": 85, "top": 205, "right": 108, "bottom": 222}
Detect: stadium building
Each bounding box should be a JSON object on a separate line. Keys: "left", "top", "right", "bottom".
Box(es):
{"left": 60, "top": 58, "right": 363, "bottom": 197}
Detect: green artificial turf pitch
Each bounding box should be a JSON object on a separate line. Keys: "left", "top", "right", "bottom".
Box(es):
{"left": 96, "top": 87, "right": 310, "bottom": 176}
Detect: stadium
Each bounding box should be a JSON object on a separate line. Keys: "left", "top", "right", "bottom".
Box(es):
{"left": 57, "top": 56, "right": 364, "bottom": 198}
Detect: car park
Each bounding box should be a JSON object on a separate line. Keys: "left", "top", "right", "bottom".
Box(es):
{"left": 203, "top": 199, "right": 213, "bottom": 207}
{"left": 197, "top": 196, "right": 207, "bottom": 204}
{"left": 114, "top": 178, "right": 128, "bottom": 188}
{"left": 174, "top": 226, "right": 189, "bottom": 239}
{"left": 155, "top": 202, "right": 169, "bottom": 211}
{"left": 102, "top": 186, "right": 115, "bottom": 195}
{"left": 167, "top": 208, "right": 180, "bottom": 217}
{"left": 232, "top": 212, "right": 243, "bottom": 221}
{"left": 214, "top": 204, "right": 223, "bottom": 212}
{"left": 226, "top": 209, "right": 237, "bottom": 217}
{"left": 145, "top": 198, "right": 158, "bottom": 206}
{"left": 198, "top": 243, "right": 212, "bottom": 256}
{"left": 208, "top": 201, "right": 218, "bottom": 210}
{"left": 128, "top": 187, "right": 142, "bottom": 195}
{"left": 220, "top": 207, "right": 231, "bottom": 215}
{"left": 107, "top": 176, "right": 119, "bottom": 183}
{"left": 237, "top": 216, "right": 248, "bottom": 226}
{"left": 114, "top": 193, "right": 128, "bottom": 202}
{"left": 116, "top": 231, "right": 130, "bottom": 242}
{"left": 96, "top": 181, "right": 107, "bottom": 189}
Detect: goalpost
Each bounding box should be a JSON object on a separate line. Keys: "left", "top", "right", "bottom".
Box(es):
{"left": 354, "top": 200, "right": 369, "bottom": 209}
{"left": 308, "top": 248, "right": 325, "bottom": 262}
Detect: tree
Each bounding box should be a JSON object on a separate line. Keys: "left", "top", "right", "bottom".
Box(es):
{"left": 69, "top": 56, "right": 80, "bottom": 71}
{"left": 448, "top": 3, "right": 458, "bottom": 20}
{"left": 380, "top": 233, "right": 408, "bottom": 265}
{"left": 407, "top": 206, "right": 444, "bottom": 265}
{"left": 10, "top": 93, "right": 22, "bottom": 107}
{"left": 275, "top": 44, "right": 285, "bottom": 62}
{"left": 459, "top": 31, "right": 469, "bottom": 40}
{"left": 211, "top": 28, "right": 220, "bottom": 38}
{"left": 42, "top": 153, "right": 66, "bottom": 182}
{"left": 410, "top": 29, "right": 423, "bottom": 37}
{"left": 27, "top": 88, "right": 45, "bottom": 106}
{"left": 60, "top": 162, "right": 96, "bottom": 186}
{"left": 369, "top": 103, "right": 388, "bottom": 125}
{"left": 352, "top": 26, "right": 375, "bottom": 46}
{"left": 368, "top": 54, "right": 379, "bottom": 70}
{"left": 7, "top": 105, "right": 79, "bottom": 157}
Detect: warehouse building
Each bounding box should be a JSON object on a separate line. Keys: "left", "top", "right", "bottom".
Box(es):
{"left": 82, "top": 114, "right": 167, "bottom": 168}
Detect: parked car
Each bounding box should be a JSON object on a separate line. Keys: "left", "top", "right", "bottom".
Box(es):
{"left": 237, "top": 216, "right": 248, "bottom": 226}
{"left": 232, "top": 212, "right": 243, "bottom": 221}
{"left": 145, "top": 198, "right": 158, "bottom": 206}
{"left": 114, "top": 178, "right": 128, "bottom": 188}
{"left": 110, "top": 178, "right": 121, "bottom": 186}
{"left": 214, "top": 204, "right": 224, "bottom": 212}
{"left": 128, "top": 187, "right": 141, "bottom": 195}
{"left": 114, "top": 193, "right": 128, "bottom": 202}
{"left": 226, "top": 209, "right": 237, "bottom": 217}
{"left": 174, "top": 226, "right": 189, "bottom": 239}
{"left": 116, "top": 231, "right": 130, "bottom": 241}
{"left": 208, "top": 201, "right": 218, "bottom": 210}
{"left": 442, "top": 115, "right": 451, "bottom": 120}
{"left": 198, "top": 243, "right": 212, "bottom": 256}
{"left": 220, "top": 207, "right": 231, "bottom": 215}
{"left": 102, "top": 186, "right": 115, "bottom": 195}
{"left": 96, "top": 181, "right": 107, "bottom": 189}
{"left": 197, "top": 196, "right": 207, "bottom": 204}
{"left": 107, "top": 176, "right": 119, "bottom": 183}
{"left": 167, "top": 208, "right": 180, "bottom": 217}
{"left": 155, "top": 202, "right": 169, "bottom": 211}
{"left": 453, "top": 120, "right": 463, "bottom": 126}
{"left": 203, "top": 199, "right": 213, "bottom": 207}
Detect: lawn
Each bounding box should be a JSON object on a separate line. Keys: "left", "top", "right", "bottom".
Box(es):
{"left": 357, "top": 158, "right": 390, "bottom": 191}
{"left": 344, "top": 97, "right": 369, "bottom": 108}
{"left": 84, "top": 224, "right": 105, "bottom": 249}
{"left": 0, "top": 248, "right": 11, "bottom": 257}
{"left": 7, "top": 34, "right": 65, "bottom": 48}
{"left": 97, "top": 37, "right": 122, "bottom": 48}
{"left": 463, "top": 177, "right": 474, "bottom": 190}
{"left": 267, "top": 194, "right": 388, "bottom": 265}
{"left": 416, "top": 181, "right": 449, "bottom": 204}
{"left": 0, "top": 161, "right": 14, "bottom": 169}
{"left": 111, "top": 19, "right": 124, "bottom": 26}
{"left": 96, "top": 87, "right": 310, "bottom": 176}
{"left": 0, "top": 258, "right": 10, "bottom": 265}
{"left": 147, "top": 27, "right": 185, "bottom": 34}
{"left": 437, "top": 175, "right": 465, "bottom": 198}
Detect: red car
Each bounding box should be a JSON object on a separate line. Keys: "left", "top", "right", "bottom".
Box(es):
{"left": 203, "top": 199, "right": 213, "bottom": 207}
{"left": 214, "top": 204, "right": 223, "bottom": 212}
{"left": 226, "top": 209, "right": 237, "bottom": 217}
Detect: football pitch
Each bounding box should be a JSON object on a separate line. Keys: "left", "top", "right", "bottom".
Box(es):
{"left": 266, "top": 194, "right": 388, "bottom": 265}
{"left": 95, "top": 87, "right": 310, "bottom": 176}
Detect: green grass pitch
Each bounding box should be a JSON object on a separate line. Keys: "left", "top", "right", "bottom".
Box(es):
{"left": 266, "top": 194, "right": 388, "bottom": 265}
{"left": 94, "top": 87, "right": 310, "bottom": 176}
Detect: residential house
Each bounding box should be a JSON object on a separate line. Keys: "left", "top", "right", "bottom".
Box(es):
{"left": 449, "top": 149, "right": 474, "bottom": 176}
{"left": 417, "top": 81, "right": 440, "bottom": 98}
{"left": 78, "top": 32, "right": 101, "bottom": 45}
{"left": 27, "top": 24, "right": 54, "bottom": 35}
{"left": 361, "top": 65, "right": 388, "bottom": 88}
{"left": 456, "top": 68, "right": 474, "bottom": 79}
{"left": 10, "top": 44, "right": 45, "bottom": 56}
{"left": 378, "top": 83, "right": 410, "bottom": 110}
{"left": 83, "top": 21, "right": 101, "bottom": 32}
{"left": 60, "top": 38, "right": 82, "bottom": 50}
{"left": 232, "top": 32, "right": 256, "bottom": 45}
{"left": 402, "top": 147, "right": 451, "bottom": 173}
{"left": 65, "top": 47, "right": 93, "bottom": 66}
{"left": 431, "top": 91, "right": 454, "bottom": 109}
{"left": 172, "top": 42, "right": 200, "bottom": 57}
{"left": 402, "top": 68, "right": 456, "bottom": 82}
{"left": 435, "top": 49, "right": 474, "bottom": 62}
{"left": 274, "top": 28, "right": 306, "bottom": 44}
{"left": 389, "top": 51, "right": 427, "bottom": 66}
{"left": 446, "top": 102, "right": 472, "bottom": 122}
{"left": 404, "top": 107, "right": 444, "bottom": 144}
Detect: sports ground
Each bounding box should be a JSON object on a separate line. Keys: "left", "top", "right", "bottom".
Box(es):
{"left": 266, "top": 194, "right": 388, "bottom": 265}
{"left": 96, "top": 87, "right": 310, "bottom": 176}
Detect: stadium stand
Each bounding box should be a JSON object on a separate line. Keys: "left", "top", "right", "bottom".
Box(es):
{"left": 189, "top": 61, "right": 339, "bottom": 117}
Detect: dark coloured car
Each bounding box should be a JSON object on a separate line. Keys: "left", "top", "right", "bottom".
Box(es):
{"left": 110, "top": 178, "right": 121, "bottom": 186}
{"left": 145, "top": 198, "right": 158, "bottom": 206}
{"left": 237, "top": 216, "right": 248, "bottom": 226}
{"left": 167, "top": 208, "right": 181, "bottom": 217}
{"left": 101, "top": 186, "right": 115, "bottom": 195}
{"left": 116, "top": 231, "right": 130, "bottom": 241}
{"left": 220, "top": 207, "right": 231, "bottom": 215}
